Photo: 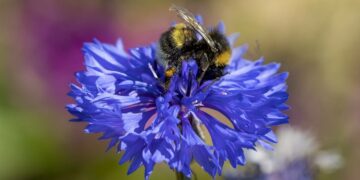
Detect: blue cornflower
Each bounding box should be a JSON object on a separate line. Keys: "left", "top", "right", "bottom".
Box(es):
{"left": 67, "top": 18, "right": 289, "bottom": 179}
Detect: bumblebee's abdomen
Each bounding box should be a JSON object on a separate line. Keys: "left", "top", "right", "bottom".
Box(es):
{"left": 196, "top": 29, "right": 231, "bottom": 82}
{"left": 209, "top": 30, "right": 231, "bottom": 67}
{"left": 214, "top": 49, "right": 231, "bottom": 67}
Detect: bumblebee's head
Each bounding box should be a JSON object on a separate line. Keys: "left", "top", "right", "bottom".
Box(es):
{"left": 171, "top": 23, "right": 197, "bottom": 49}
{"left": 209, "top": 30, "right": 231, "bottom": 67}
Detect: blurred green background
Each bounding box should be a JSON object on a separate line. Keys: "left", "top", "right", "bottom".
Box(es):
{"left": 0, "top": 0, "right": 359, "bottom": 179}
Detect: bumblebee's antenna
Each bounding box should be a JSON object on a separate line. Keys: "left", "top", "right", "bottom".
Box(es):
{"left": 169, "top": 4, "right": 218, "bottom": 53}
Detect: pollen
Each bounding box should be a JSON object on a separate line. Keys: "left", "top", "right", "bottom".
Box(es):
{"left": 165, "top": 67, "right": 176, "bottom": 77}
{"left": 215, "top": 50, "right": 231, "bottom": 67}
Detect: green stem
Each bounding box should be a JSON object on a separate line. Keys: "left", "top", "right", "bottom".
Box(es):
{"left": 175, "top": 116, "right": 202, "bottom": 180}
{"left": 175, "top": 171, "right": 186, "bottom": 180}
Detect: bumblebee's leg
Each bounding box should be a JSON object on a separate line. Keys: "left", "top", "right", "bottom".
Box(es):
{"left": 165, "top": 51, "right": 183, "bottom": 78}
{"left": 164, "top": 66, "right": 176, "bottom": 89}
{"left": 201, "top": 77, "right": 219, "bottom": 92}
{"left": 165, "top": 66, "right": 176, "bottom": 78}
{"left": 200, "top": 71, "right": 230, "bottom": 92}
{"left": 197, "top": 53, "right": 210, "bottom": 83}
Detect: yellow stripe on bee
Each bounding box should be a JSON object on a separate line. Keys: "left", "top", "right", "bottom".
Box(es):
{"left": 174, "top": 23, "right": 186, "bottom": 29}
{"left": 215, "top": 50, "right": 231, "bottom": 67}
{"left": 171, "top": 23, "right": 186, "bottom": 48}
{"left": 165, "top": 67, "right": 176, "bottom": 77}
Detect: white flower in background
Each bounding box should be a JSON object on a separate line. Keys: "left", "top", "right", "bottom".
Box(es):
{"left": 243, "top": 126, "right": 343, "bottom": 180}
{"left": 247, "top": 126, "right": 318, "bottom": 173}
{"left": 314, "top": 150, "right": 343, "bottom": 173}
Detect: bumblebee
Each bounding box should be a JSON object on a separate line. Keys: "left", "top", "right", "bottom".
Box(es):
{"left": 156, "top": 5, "right": 231, "bottom": 84}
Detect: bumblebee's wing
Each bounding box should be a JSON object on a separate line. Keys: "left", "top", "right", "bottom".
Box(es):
{"left": 169, "top": 5, "right": 218, "bottom": 53}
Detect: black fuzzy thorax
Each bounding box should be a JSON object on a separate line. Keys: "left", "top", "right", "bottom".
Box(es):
{"left": 157, "top": 27, "right": 231, "bottom": 82}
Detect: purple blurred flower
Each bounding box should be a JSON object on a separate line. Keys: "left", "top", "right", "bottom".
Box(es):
{"left": 21, "top": 1, "right": 118, "bottom": 103}
{"left": 67, "top": 18, "right": 289, "bottom": 179}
